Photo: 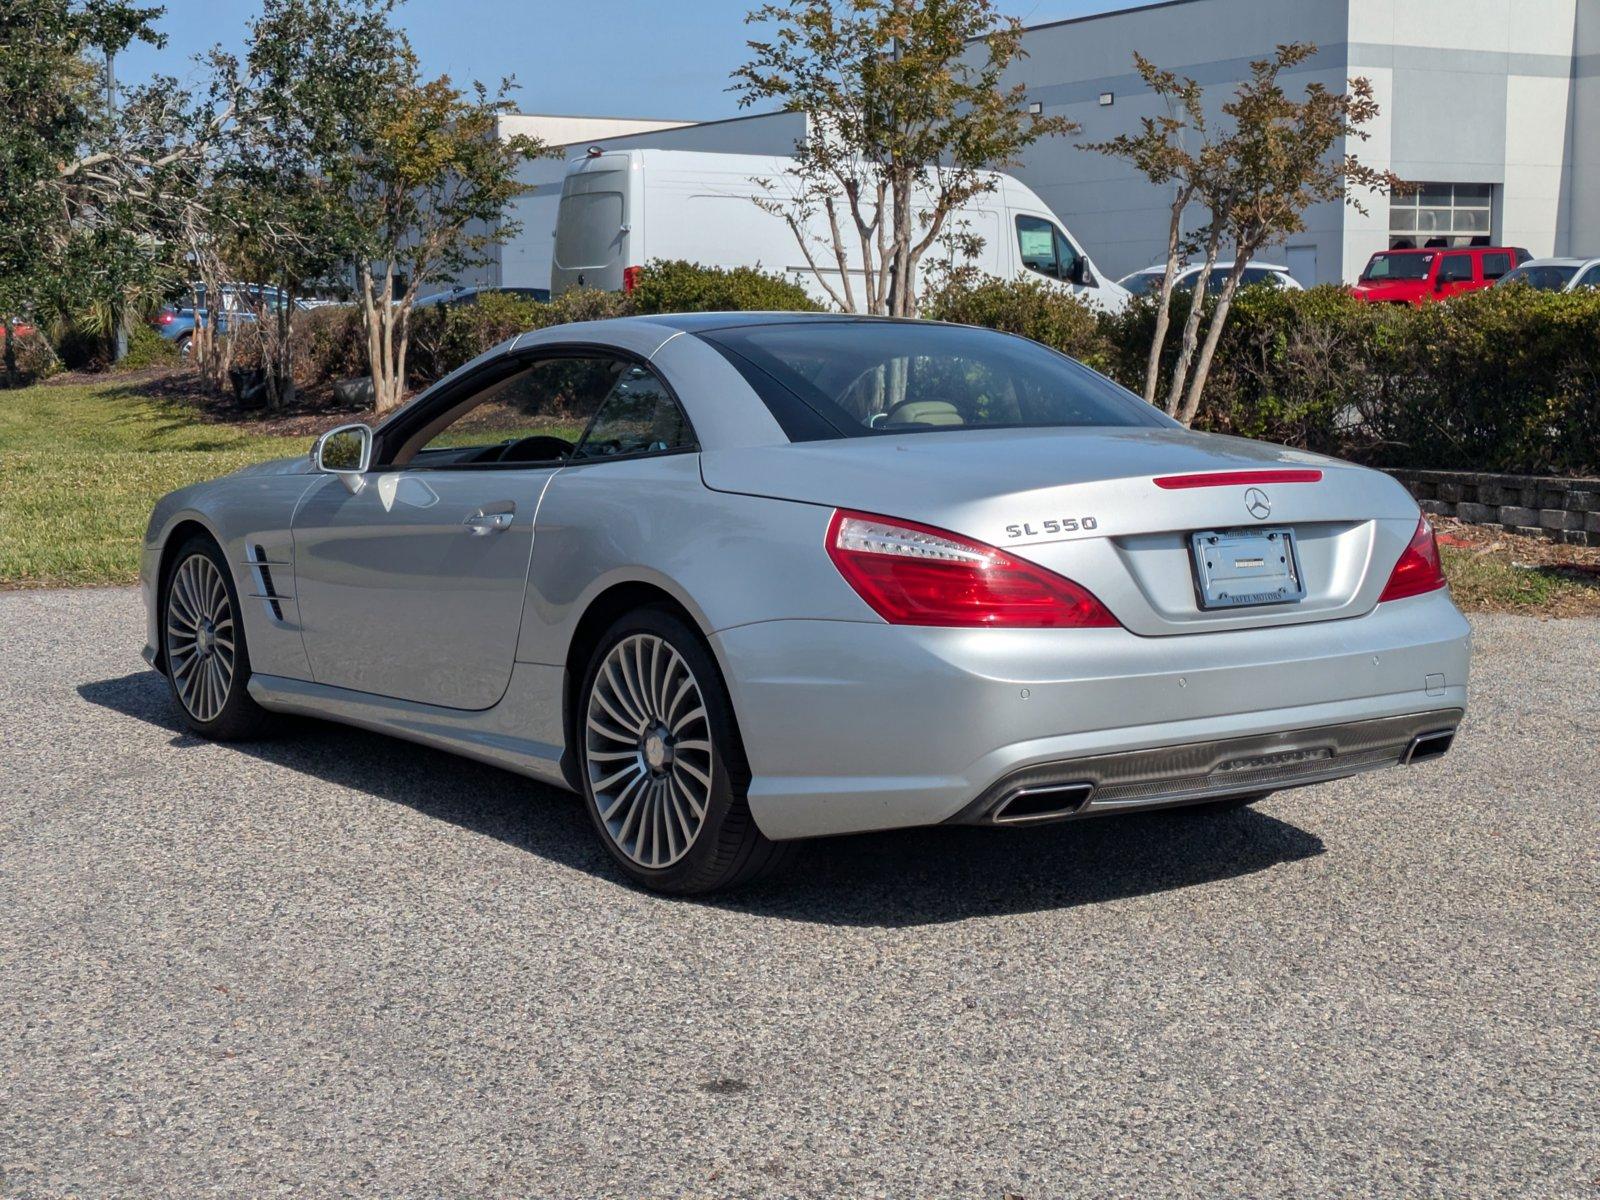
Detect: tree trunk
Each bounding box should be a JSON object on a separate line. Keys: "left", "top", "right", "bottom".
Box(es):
{"left": 1143, "top": 190, "right": 1191, "bottom": 404}
{"left": 886, "top": 175, "right": 914, "bottom": 317}
{"left": 1177, "top": 256, "right": 1252, "bottom": 427}
{"left": 1165, "top": 218, "right": 1225, "bottom": 416}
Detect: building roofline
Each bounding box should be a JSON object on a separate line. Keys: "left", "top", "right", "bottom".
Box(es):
{"left": 1009, "top": 0, "right": 1207, "bottom": 36}
{"left": 503, "top": 111, "right": 700, "bottom": 124}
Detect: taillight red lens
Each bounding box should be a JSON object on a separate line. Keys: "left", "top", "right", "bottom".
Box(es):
{"left": 826, "top": 509, "right": 1119, "bottom": 628}
{"left": 156, "top": 311, "right": 175, "bottom": 325}
{"left": 622, "top": 265, "right": 642, "bottom": 293}
{"left": 1379, "top": 516, "right": 1448, "bottom": 602}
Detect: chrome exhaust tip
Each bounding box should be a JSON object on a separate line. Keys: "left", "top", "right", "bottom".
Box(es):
{"left": 1403, "top": 729, "right": 1456, "bottom": 765}
{"left": 990, "top": 782, "right": 1095, "bottom": 825}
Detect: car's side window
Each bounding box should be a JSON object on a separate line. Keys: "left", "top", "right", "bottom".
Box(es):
{"left": 1439, "top": 254, "right": 1474, "bottom": 283}
{"left": 395, "top": 356, "right": 623, "bottom": 469}
{"left": 572, "top": 363, "right": 694, "bottom": 460}
{"left": 1573, "top": 265, "right": 1600, "bottom": 291}
{"left": 1481, "top": 251, "right": 1513, "bottom": 280}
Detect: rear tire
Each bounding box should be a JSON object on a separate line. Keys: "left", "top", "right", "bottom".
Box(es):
{"left": 161, "top": 533, "right": 272, "bottom": 741}
{"left": 577, "top": 606, "right": 791, "bottom": 895}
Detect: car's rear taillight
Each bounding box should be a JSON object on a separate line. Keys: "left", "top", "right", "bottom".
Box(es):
{"left": 1379, "top": 516, "right": 1447, "bottom": 602}
{"left": 155, "top": 310, "right": 175, "bottom": 325}
{"left": 826, "top": 509, "right": 1119, "bottom": 628}
{"left": 622, "top": 265, "right": 642, "bottom": 293}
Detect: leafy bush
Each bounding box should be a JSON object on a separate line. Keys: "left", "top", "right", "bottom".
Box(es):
{"left": 922, "top": 276, "right": 1600, "bottom": 476}
{"left": 294, "top": 305, "right": 368, "bottom": 386}
{"left": 408, "top": 288, "right": 635, "bottom": 383}
{"left": 628, "top": 259, "right": 821, "bottom": 315}
{"left": 922, "top": 275, "right": 1112, "bottom": 372}
{"left": 1362, "top": 285, "right": 1600, "bottom": 476}
{"left": 2, "top": 328, "right": 59, "bottom": 385}
{"left": 114, "top": 322, "right": 180, "bottom": 371}
{"left": 1178, "top": 285, "right": 1390, "bottom": 454}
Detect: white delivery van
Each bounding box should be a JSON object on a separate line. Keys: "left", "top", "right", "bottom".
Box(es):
{"left": 550, "top": 149, "right": 1129, "bottom": 312}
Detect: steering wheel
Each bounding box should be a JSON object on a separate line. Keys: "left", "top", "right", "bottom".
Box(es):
{"left": 498, "top": 434, "right": 574, "bottom": 463}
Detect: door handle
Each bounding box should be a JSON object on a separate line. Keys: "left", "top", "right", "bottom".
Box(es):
{"left": 463, "top": 507, "right": 515, "bottom": 535}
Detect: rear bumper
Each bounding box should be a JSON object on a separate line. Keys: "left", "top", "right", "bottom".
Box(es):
{"left": 712, "top": 590, "right": 1471, "bottom": 840}
{"left": 944, "top": 710, "right": 1460, "bottom": 826}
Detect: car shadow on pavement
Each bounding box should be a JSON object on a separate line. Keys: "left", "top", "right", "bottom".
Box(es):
{"left": 80, "top": 670, "right": 1326, "bottom": 928}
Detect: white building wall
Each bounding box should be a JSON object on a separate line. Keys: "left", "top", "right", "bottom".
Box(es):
{"left": 1349, "top": 0, "right": 1579, "bottom": 260}
{"left": 1003, "top": 0, "right": 1588, "bottom": 283}
{"left": 1567, "top": 0, "right": 1600, "bottom": 253}
{"left": 997, "top": 0, "right": 1353, "bottom": 284}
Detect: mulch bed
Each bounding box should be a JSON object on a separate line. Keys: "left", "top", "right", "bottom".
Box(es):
{"left": 1433, "top": 516, "right": 1600, "bottom": 576}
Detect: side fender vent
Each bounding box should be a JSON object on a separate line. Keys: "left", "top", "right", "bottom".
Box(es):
{"left": 245, "top": 543, "right": 292, "bottom": 623}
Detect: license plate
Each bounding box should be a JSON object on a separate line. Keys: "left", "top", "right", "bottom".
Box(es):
{"left": 1189, "top": 527, "right": 1305, "bottom": 610}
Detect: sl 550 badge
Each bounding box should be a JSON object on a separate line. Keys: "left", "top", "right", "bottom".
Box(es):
{"left": 1004, "top": 516, "right": 1099, "bottom": 539}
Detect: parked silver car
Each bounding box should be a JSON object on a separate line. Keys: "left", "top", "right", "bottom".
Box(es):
{"left": 1492, "top": 256, "right": 1600, "bottom": 292}
{"left": 142, "top": 314, "right": 1469, "bottom": 893}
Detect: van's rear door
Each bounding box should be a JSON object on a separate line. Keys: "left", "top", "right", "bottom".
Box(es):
{"left": 550, "top": 156, "right": 629, "bottom": 295}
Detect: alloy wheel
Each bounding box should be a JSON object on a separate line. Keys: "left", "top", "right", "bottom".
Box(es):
{"left": 584, "top": 633, "right": 713, "bottom": 869}
{"left": 166, "top": 552, "right": 236, "bottom": 723}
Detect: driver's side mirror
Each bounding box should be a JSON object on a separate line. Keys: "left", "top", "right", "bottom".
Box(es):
{"left": 1069, "top": 257, "right": 1095, "bottom": 287}
{"left": 312, "top": 422, "right": 373, "bottom": 492}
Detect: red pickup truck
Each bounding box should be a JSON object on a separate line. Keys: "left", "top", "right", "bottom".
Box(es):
{"left": 1351, "top": 246, "right": 1531, "bottom": 306}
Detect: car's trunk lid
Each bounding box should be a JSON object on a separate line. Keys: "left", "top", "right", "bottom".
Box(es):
{"left": 701, "top": 426, "right": 1421, "bottom": 636}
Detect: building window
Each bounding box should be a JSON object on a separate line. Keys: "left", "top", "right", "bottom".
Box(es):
{"left": 1389, "top": 183, "right": 1493, "bottom": 249}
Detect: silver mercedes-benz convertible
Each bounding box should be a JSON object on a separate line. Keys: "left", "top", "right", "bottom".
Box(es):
{"left": 142, "top": 313, "right": 1469, "bottom": 893}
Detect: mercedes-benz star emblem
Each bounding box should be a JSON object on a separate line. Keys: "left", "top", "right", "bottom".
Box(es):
{"left": 1245, "top": 487, "right": 1272, "bottom": 520}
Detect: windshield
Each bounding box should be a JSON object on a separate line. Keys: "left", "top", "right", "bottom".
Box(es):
{"left": 698, "top": 321, "right": 1174, "bottom": 440}
{"left": 1494, "top": 264, "right": 1579, "bottom": 291}
{"left": 1362, "top": 252, "right": 1435, "bottom": 282}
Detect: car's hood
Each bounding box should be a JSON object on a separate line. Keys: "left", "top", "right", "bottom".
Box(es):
{"left": 228, "top": 454, "right": 314, "bottom": 479}
{"left": 1351, "top": 280, "right": 1423, "bottom": 298}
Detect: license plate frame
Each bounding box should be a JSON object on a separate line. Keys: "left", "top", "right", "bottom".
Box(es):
{"left": 1189, "top": 526, "right": 1305, "bottom": 610}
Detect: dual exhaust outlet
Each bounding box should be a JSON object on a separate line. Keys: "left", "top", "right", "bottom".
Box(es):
{"left": 986, "top": 727, "right": 1459, "bottom": 827}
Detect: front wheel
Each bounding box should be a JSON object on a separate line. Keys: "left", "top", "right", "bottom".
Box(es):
{"left": 578, "top": 607, "right": 790, "bottom": 894}
{"left": 161, "top": 534, "right": 272, "bottom": 740}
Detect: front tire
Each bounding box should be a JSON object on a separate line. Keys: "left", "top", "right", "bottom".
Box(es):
{"left": 161, "top": 534, "right": 271, "bottom": 740}
{"left": 578, "top": 607, "right": 790, "bottom": 894}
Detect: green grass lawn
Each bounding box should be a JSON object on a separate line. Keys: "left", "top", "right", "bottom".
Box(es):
{"left": 0, "top": 379, "right": 304, "bottom": 587}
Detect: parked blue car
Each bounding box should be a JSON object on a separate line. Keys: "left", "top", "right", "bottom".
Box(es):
{"left": 151, "top": 285, "right": 306, "bottom": 354}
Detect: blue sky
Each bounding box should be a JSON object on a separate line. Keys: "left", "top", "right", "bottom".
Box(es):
{"left": 117, "top": 0, "right": 1161, "bottom": 121}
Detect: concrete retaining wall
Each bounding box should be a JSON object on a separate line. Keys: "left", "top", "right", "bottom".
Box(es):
{"left": 1384, "top": 469, "right": 1600, "bottom": 547}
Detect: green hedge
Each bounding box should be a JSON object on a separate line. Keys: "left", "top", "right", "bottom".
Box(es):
{"left": 285, "top": 264, "right": 1600, "bottom": 477}
{"left": 296, "top": 260, "right": 819, "bottom": 389}
{"left": 934, "top": 279, "right": 1600, "bottom": 477}
{"left": 921, "top": 276, "right": 1113, "bottom": 374}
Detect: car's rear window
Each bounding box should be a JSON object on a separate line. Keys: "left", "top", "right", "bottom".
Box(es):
{"left": 1120, "top": 272, "right": 1163, "bottom": 297}
{"left": 1362, "top": 252, "right": 1434, "bottom": 281}
{"left": 697, "top": 321, "right": 1173, "bottom": 441}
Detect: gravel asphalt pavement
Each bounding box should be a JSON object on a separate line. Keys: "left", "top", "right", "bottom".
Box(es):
{"left": 1, "top": 588, "right": 1596, "bottom": 1198}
